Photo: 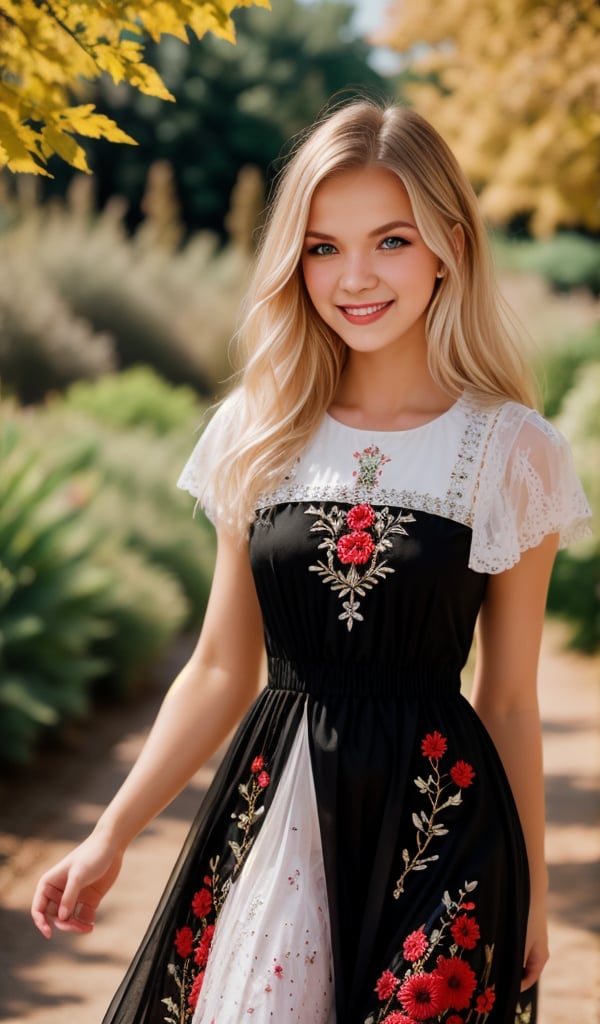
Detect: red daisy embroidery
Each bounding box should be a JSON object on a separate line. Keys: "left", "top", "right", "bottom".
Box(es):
{"left": 382, "top": 1014, "right": 414, "bottom": 1024}
{"left": 346, "top": 503, "right": 376, "bottom": 530}
{"left": 434, "top": 955, "right": 477, "bottom": 1010}
{"left": 257, "top": 770, "right": 270, "bottom": 789}
{"left": 447, "top": 1016, "right": 464, "bottom": 1024}
{"left": 450, "top": 913, "right": 480, "bottom": 950}
{"left": 450, "top": 760, "right": 476, "bottom": 788}
{"left": 191, "top": 887, "right": 212, "bottom": 919}
{"left": 403, "top": 928, "right": 428, "bottom": 962}
{"left": 420, "top": 731, "right": 447, "bottom": 759}
{"left": 398, "top": 972, "right": 443, "bottom": 1020}
{"left": 336, "top": 530, "right": 375, "bottom": 565}
{"left": 194, "top": 923, "right": 215, "bottom": 967}
{"left": 375, "top": 969, "right": 399, "bottom": 1000}
{"left": 251, "top": 755, "right": 265, "bottom": 773}
{"left": 174, "top": 925, "right": 194, "bottom": 958}
{"left": 476, "top": 987, "right": 496, "bottom": 1013}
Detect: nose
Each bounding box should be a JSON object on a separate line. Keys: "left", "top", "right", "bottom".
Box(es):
{"left": 338, "top": 251, "right": 378, "bottom": 293}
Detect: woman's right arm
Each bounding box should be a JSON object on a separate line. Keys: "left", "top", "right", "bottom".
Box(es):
{"left": 31, "top": 527, "right": 264, "bottom": 939}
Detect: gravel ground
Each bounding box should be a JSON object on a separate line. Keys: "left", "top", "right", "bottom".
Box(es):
{"left": 0, "top": 624, "right": 598, "bottom": 1023}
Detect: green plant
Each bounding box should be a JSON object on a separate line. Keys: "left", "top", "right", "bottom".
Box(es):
{"left": 493, "top": 232, "right": 600, "bottom": 295}
{"left": 536, "top": 323, "right": 600, "bottom": 419}
{"left": 0, "top": 419, "right": 112, "bottom": 763}
{"left": 0, "top": 397, "right": 206, "bottom": 765}
{"left": 66, "top": 366, "right": 202, "bottom": 434}
{"left": 547, "top": 364, "right": 600, "bottom": 652}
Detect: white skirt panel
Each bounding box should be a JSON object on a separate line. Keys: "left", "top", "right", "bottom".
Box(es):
{"left": 193, "top": 707, "right": 335, "bottom": 1022}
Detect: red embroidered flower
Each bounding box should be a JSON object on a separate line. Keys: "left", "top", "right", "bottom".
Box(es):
{"left": 187, "top": 969, "right": 204, "bottom": 1010}
{"left": 382, "top": 1014, "right": 414, "bottom": 1024}
{"left": 375, "top": 969, "right": 399, "bottom": 1000}
{"left": 346, "top": 503, "right": 376, "bottom": 530}
{"left": 402, "top": 927, "right": 428, "bottom": 962}
{"left": 433, "top": 956, "right": 477, "bottom": 1010}
{"left": 476, "top": 987, "right": 496, "bottom": 1013}
{"left": 273, "top": 964, "right": 283, "bottom": 978}
{"left": 194, "top": 924, "right": 215, "bottom": 967}
{"left": 192, "top": 887, "right": 212, "bottom": 919}
{"left": 450, "top": 914, "right": 480, "bottom": 950}
{"left": 174, "top": 925, "right": 194, "bottom": 958}
{"left": 450, "top": 760, "right": 476, "bottom": 788}
{"left": 447, "top": 1016, "right": 464, "bottom": 1024}
{"left": 251, "top": 755, "right": 265, "bottom": 773}
{"left": 420, "top": 731, "right": 447, "bottom": 759}
{"left": 398, "top": 972, "right": 443, "bottom": 1020}
{"left": 336, "top": 530, "right": 375, "bottom": 565}
{"left": 462, "top": 902, "right": 476, "bottom": 911}
{"left": 257, "top": 770, "right": 270, "bottom": 789}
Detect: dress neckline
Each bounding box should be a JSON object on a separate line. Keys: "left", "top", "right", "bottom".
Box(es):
{"left": 324, "top": 393, "right": 466, "bottom": 437}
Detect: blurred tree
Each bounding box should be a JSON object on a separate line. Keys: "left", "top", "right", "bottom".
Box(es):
{"left": 0, "top": 0, "right": 269, "bottom": 176}
{"left": 40, "top": 0, "right": 388, "bottom": 234}
{"left": 380, "top": 0, "right": 600, "bottom": 235}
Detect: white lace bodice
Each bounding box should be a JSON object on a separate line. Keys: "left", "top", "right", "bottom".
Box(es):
{"left": 177, "top": 392, "right": 592, "bottom": 574}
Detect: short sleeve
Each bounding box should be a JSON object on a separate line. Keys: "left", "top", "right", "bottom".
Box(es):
{"left": 177, "top": 398, "right": 234, "bottom": 525}
{"left": 469, "top": 404, "right": 592, "bottom": 574}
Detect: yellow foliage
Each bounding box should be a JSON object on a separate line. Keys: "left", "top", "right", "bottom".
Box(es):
{"left": 0, "top": 0, "right": 270, "bottom": 175}
{"left": 380, "top": 0, "right": 600, "bottom": 234}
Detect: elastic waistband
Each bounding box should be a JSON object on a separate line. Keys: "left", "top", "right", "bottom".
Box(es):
{"left": 267, "top": 657, "right": 461, "bottom": 699}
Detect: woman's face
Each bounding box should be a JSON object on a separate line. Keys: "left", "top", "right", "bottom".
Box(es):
{"left": 301, "top": 166, "right": 441, "bottom": 358}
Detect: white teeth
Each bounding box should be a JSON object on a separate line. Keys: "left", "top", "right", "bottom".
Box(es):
{"left": 342, "top": 303, "right": 389, "bottom": 316}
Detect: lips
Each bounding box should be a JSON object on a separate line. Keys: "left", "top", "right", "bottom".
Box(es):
{"left": 338, "top": 300, "right": 393, "bottom": 325}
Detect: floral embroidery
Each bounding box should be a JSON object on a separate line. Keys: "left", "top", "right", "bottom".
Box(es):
{"left": 394, "top": 732, "right": 475, "bottom": 898}
{"left": 353, "top": 444, "right": 391, "bottom": 490}
{"left": 162, "top": 754, "right": 271, "bottom": 1023}
{"left": 365, "top": 881, "right": 497, "bottom": 1024}
{"left": 305, "top": 502, "right": 415, "bottom": 630}
{"left": 514, "top": 999, "right": 534, "bottom": 1023}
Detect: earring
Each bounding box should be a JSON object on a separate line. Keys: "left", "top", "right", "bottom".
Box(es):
{"left": 436, "top": 268, "right": 445, "bottom": 278}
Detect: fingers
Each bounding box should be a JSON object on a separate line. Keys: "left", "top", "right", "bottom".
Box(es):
{"left": 521, "top": 946, "right": 549, "bottom": 991}
{"left": 32, "top": 874, "right": 97, "bottom": 938}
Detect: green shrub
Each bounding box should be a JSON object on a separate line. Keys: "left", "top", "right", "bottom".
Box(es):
{"left": 536, "top": 324, "right": 600, "bottom": 419}
{"left": 0, "top": 248, "right": 115, "bottom": 404}
{"left": 0, "top": 179, "right": 251, "bottom": 401}
{"left": 0, "top": 396, "right": 210, "bottom": 766}
{"left": 66, "top": 367, "right": 202, "bottom": 434}
{"left": 547, "top": 364, "right": 600, "bottom": 652}
{"left": 0, "top": 418, "right": 112, "bottom": 763}
{"left": 492, "top": 231, "right": 600, "bottom": 296}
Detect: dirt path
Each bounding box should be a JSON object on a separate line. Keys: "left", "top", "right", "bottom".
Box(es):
{"left": 0, "top": 625, "right": 598, "bottom": 1023}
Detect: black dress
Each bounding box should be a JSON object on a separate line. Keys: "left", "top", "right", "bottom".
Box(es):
{"left": 102, "top": 393, "right": 591, "bottom": 1024}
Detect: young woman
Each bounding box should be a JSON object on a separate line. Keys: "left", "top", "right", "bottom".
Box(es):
{"left": 32, "top": 99, "right": 591, "bottom": 1024}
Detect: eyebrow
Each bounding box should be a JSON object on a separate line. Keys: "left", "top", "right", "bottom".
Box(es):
{"left": 304, "top": 219, "right": 418, "bottom": 240}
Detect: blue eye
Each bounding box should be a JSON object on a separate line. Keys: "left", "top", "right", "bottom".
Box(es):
{"left": 381, "top": 236, "right": 408, "bottom": 250}
{"left": 307, "top": 242, "right": 337, "bottom": 256}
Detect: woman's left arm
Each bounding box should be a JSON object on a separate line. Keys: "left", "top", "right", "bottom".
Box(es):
{"left": 472, "top": 532, "right": 559, "bottom": 992}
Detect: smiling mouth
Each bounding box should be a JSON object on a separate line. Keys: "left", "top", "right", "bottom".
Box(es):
{"left": 340, "top": 301, "right": 392, "bottom": 317}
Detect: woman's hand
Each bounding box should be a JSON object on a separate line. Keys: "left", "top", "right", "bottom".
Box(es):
{"left": 521, "top": 896, "right": 549, "bottom": 990}
{"left": 31, "top": 830, "right": 123, "bottom": 939}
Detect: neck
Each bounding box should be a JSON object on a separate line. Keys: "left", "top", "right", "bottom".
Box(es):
{"left": 333, "top": 339, "right": 455, "bottom": 431}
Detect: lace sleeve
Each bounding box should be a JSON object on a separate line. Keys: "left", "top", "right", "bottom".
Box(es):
{"left": 176, "top": 398, "right": 234, "bottom": 525}
{"left": 469, "top": 404, "right": 592, "bottom": 574}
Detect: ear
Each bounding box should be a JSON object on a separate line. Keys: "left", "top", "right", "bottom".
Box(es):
{"left": 451, "top": 223, "right": 465, "bottom": 264}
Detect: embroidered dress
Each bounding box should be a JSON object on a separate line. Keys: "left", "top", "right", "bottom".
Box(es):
{"left": 102, "top": 392, "right": 591, "bottom": 1024}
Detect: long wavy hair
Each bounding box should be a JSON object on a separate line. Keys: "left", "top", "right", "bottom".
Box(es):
{"left": 206, "top": 99, "right": 538, "bottom": 534}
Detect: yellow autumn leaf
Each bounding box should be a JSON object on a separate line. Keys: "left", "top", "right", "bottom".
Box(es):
{"left": 0, "top": 0, "right": 268, "bottom": 174}
{"left": 42, "top": 125, "right": 90, "bottom": 171}
{"left": 57, "top": 106, "right": 138, "bottom": 144}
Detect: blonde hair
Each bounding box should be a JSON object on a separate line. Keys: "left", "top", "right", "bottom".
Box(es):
{"left": 208, "top": 99, "right": 539, "bottom": 534}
